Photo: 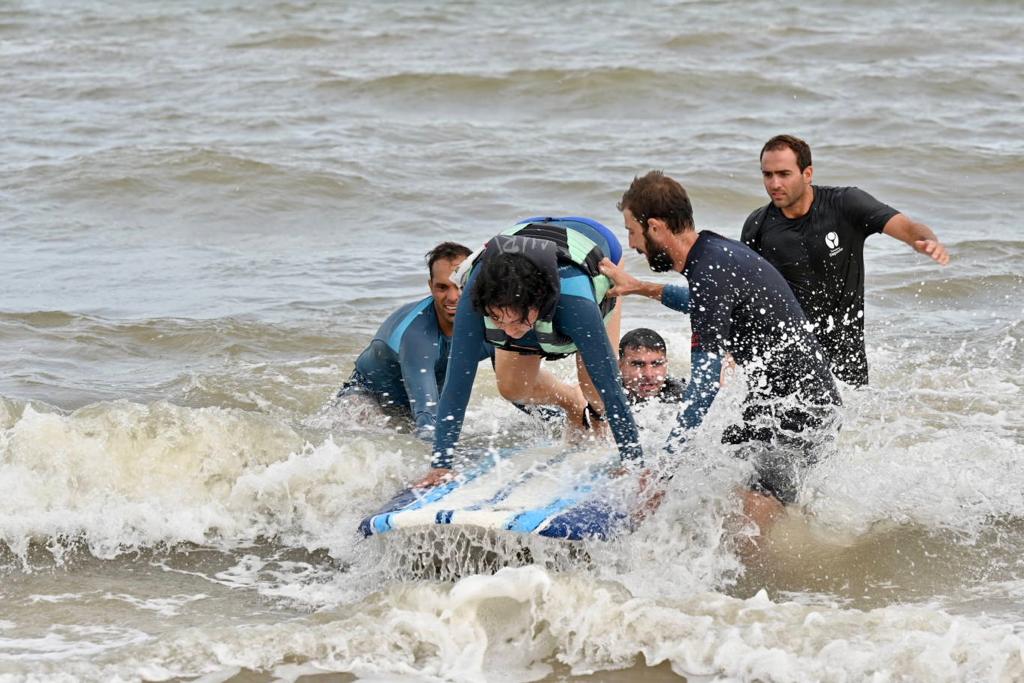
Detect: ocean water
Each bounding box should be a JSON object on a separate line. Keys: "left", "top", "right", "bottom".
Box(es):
{"left": 2, "top": 0, "right": 1023, "bottom": 681}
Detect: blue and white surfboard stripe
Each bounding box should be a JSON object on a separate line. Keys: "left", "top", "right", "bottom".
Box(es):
{"left": 358, "top": 447, "right": 508, "bottom": 536}
{"left": 359, "top": 447, "right": 630, "bottom": 541}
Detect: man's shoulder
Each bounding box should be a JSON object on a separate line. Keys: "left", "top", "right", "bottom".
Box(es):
{"left": 695, "top": 229, "right": 739, "bottom": 250}
{"left": 811, "top": 185, "right": 896, "bottom": 232}
{"left": 686, "top": 233, "right": 730, "bottom": 287}
{"left": 385, "top": 297, "right": 439, "bottom": 350}
{"left": 742, "top": 203, "right": 773, "bottom": 231}
{"left": 694, "top": 231, "right": 762, "bottom": 266}
{"left": 812, "top": 184, "right": 865, "bottom": 209}
{"left": 391, "top": 297, "right": 436, "bottom": 325}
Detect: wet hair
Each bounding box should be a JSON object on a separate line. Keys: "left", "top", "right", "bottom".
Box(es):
{"left": 617, "top": 171, "right": 694, "bottom": 234}
{"left": 470, "top": 252, "right": 557, "bottom": 322}
{"left": 618, "top": 328, "right": 668, "bottom": 359}
{"left": 425, "top": 241, "right": 472, "bottom": 279}
{"left": 760, "top": 134, "right": 813, "bottom": 171}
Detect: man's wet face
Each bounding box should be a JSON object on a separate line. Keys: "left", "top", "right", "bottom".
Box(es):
{"left": 761, "top": 146, "right": 811, "bottom": 214}
{"left": 623, "top": 208, "right": 674, "bottom": 272}
{"left": 619, "top": 347, "right": 669, "bottom": 400}
{"left": 429, "top": 256, "right": 465, "bottom": 328}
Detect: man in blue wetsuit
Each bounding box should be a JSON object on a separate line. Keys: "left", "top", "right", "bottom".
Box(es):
{"left": 336, "top": 242, "right": 493, "bottom": 440}
{"left": 416, "top": 217, "right": 642, "bottom": 487}
{"left": 600, "top": 172, "right": 841, "bottom": 530}
{"left": 742, "top": 134, "right": 950, "bottom": 386}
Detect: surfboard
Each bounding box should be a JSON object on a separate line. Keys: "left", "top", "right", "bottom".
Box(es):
{"left": 359, "top": 445, "right": 635, "bottom": 541}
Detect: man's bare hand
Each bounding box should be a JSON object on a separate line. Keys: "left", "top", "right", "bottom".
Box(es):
{"left": 600, "top": 258, "right": 660, "bottom": 299}
{"left": 632, "top": 468, "right": 666, "bottom": 523}
{"left": 914, "top": 239, "right": 950, "bottom": 266}
{"left": 413, "top": 467, "right": 454, "bottom": 489}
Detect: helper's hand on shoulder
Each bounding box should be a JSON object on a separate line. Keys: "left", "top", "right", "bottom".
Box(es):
{"left": 599, "top": 257, "right": 642, "bottom": 298}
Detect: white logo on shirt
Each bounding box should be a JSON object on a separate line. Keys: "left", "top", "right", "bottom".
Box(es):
{"left": 825, "top": 231, "right": 843, "bottom": 256}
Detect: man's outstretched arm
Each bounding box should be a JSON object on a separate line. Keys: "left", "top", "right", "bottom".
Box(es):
{"left": 882, "top": 214, "right": 950, "bottom": 265}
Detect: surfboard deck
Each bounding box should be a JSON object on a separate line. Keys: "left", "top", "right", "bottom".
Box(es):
{"left": 359, "top": 446, "right": 634, "bottom": 541}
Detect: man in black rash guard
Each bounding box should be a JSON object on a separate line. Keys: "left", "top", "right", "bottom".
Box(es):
{"left": 600, "top": 171, "right": 841, "bottom": 531}
{"left": 415, "top": 217, "right": 642, "bottom": 488}
{"left": 742, "top": 134, "right": 950, "bottom": 386}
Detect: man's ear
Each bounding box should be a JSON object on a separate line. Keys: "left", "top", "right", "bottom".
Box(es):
{"left": 803, "top": 164, "right": 814, "bottom": 184}
{"left": 647, "top": 217, "right": 669, "bottom": 235}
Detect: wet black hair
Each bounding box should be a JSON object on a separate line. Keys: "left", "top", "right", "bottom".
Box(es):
{"left": 470, "top": 252, "right": 557, "bottom": 322}
{"left": 425, "top": 241, "right": 472, "bottom": 279}
{"left": 618, "top": 327, "right": 668, "bottom": 359}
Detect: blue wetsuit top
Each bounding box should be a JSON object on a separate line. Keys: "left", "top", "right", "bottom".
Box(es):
{"left": 431, "top": 219, "right": 642, "bottom": 468}
{"left": 667, "top": 231, "right": 840, "bottom": 441}
{"left": 353, "top": 296, "right": 494, "bottom": 434}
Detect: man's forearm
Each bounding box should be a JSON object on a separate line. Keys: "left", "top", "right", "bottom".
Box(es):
{"left": 884, "top": 214, "right": 937, "bottom": 246}
{"left": 635, "top": 281, "right": 665, "bottom": 301}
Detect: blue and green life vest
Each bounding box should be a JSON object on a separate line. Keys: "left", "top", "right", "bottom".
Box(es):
{"left": 477, "top": 217, "right": 617, "bottom": 355}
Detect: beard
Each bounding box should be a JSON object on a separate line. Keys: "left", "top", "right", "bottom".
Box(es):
{"left": 643, "top": 233, "right": 675, "bottom": 272}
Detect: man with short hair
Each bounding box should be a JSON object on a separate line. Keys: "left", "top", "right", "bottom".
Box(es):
{"left": 336, "top": 242, "right": 491, "bottom": 439}
{"left": 742, "top": 134, "right": 949, "bottom": 386}
{"left": 618, "top": 328, "right": 686, "bottom": 404}
{"left": 601, "top": 171, "right": 841, "bottom": 529}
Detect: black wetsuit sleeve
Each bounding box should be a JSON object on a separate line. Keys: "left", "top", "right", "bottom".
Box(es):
{"left": 555, "top": 296, "right": 643, "bottom": 463}
{"left": 397, "top": 318, "right": 443, "bottom": 436}
{"left": 842, "top": 187, "right": 899, "bottom": 236}
{"left": 668, "top": 350, "right": 722, "bottom": 442}
{"left": 430, "top": 277, "right": 486, "bottom": 468}
{"left": 667, "top": 261, "right": 735, "bottom": 441}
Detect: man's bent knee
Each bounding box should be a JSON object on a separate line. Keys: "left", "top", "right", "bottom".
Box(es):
{"left": 496, "top": 376, "right": 534, "bottom": 402}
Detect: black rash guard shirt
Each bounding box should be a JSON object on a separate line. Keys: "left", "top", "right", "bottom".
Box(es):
{"left": 741, "top": 185, "right": 898, "bottom": 386}
{"left": 684, "top": 230, "right": 839, "bottom": 407}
